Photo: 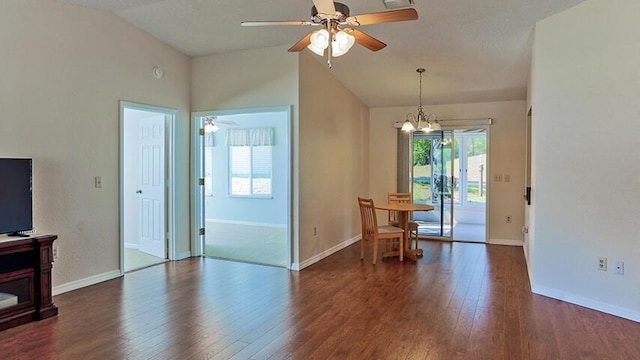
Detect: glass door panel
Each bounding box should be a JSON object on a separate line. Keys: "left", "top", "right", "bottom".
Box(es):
{"left": 452, "top": 138, "right": 461, "bottom": 205}
{"left": 451, "top": 129, "right": 487, "bottom": 242}
{"left": 465, "top": 135, "right": 487, "bottom": 205}
{"left": 412, "top": 130, "right": 454, "bottom": 239}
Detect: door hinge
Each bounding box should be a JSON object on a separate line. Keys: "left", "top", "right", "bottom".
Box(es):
{"left": 199, "top": 128, "right": 205, "bottom": 136}
{"left": 199, "top": 178, "right": 205, "bottom": 186}
{"left": 199, "top": 228, "right": 205, "bottom": 235}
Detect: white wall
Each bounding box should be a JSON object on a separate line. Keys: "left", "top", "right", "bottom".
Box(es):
{"left": 191, "top": 46, "right": 299, "bottom": 111}
{"left": 205, "top": 111, "right": 288, "bottom": 225}
{"left": 370, "top": 101, "right": 527, "bottom": 243}
{"left": 529, "top": 0, "right": 640, "bottom": 321}
{"left": 0, "top": 0, "right": 191, "bottom": 288}
{"left": 298, "top": 52, "right": 370, "bottom": 266}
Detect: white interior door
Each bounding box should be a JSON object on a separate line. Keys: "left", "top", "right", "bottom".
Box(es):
{"left": 138, "top": 116, "right": 166, "bottom": 258}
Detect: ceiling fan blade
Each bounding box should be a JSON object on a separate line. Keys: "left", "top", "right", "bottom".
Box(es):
{"left": 241, "top": 20, "right": 315, "bottom": 27}
{"left": 312, "top": 0, "right": 336, "bottom": 15}
{"left": 288, "top": 32, "right": 313, "bottom": 52}
{"left": 346, "top": 8, "right": 418, "bottom": 26}
{"left": 346, "top": 29, "right": 387, "bottom": 51}
{"left": 213, "top": 119, "right": 239, "bottom": 126}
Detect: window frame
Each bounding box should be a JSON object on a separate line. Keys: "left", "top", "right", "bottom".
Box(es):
{"left": 228, "top": 144, "right": 273, "bottom": 198}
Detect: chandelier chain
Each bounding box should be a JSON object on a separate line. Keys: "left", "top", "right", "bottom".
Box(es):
{"left": 419, "top": 70, "right": 423, "bottom": 108}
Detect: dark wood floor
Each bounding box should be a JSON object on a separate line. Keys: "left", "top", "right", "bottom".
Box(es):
{"left": 2, "top": 241, "right": 640, "bottom": 359}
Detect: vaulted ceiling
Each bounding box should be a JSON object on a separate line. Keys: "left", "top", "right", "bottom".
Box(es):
{"left": 56, "top": 0, "right": 586, "bottom": 107}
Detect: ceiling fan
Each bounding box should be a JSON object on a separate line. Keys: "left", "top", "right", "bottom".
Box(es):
{"left": 203, "top": 116, "right": 238, "bottom": 133}
{"left": 241, "top": 0, "right": 418, "bottom": 68}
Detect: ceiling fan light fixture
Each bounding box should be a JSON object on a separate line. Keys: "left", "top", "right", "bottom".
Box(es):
{"left": 204, "top": 122, "right": 219, "bottom": 133}
{"left": 331, "top": 30, "right": 355, "bottom": 57}
{"left": 308, "top": 29, "right": 330, "bottom": 56}
{"left": 204, "top": 117, "right": 220, "bottom": 133}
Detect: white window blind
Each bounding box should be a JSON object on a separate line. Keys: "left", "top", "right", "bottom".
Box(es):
{"left": 225, "top": 128, "right": 274, "bottom": 146}
{"left": 227, "top": 128, "right": 274, "bottom": 196}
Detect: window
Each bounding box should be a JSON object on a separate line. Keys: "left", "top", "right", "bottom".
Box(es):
{"left": 230, "top": 145, "right": 272, "bottom": 196}
{"left": 226, "top": 128, "right": 274, "bottom": 197}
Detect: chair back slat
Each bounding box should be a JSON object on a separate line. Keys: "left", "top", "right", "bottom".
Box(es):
{"left": 387, "top": 192, "right": 413, "bottom": 222}
{"left": 358, "top": 197, "right": 379, "bottom": 239}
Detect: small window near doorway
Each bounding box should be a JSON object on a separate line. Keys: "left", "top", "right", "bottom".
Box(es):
{"left": 229, "top": 145, "right": 272, "bottom": 196}
{"left": 226, "top": 127, "right": 274, "bottom": 197}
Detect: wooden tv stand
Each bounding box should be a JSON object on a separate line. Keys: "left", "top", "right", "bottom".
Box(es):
{"left": 0, "top": 234, "right": 57, "bottom": 331}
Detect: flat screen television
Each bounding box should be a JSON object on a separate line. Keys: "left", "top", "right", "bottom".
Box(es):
{"left": 0, "top": 158, "right": 33, "bottom": 236}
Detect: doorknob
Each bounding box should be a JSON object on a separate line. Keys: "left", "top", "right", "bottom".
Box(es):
{"left": 136, "top": 190, "right": 142, "bottom": 194}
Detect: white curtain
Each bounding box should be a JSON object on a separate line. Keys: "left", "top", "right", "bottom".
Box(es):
{"left": 225, "top": 128, "right": 274, "bottom": 146}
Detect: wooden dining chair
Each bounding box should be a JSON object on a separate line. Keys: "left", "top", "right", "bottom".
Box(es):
{"left": 358, "top": 197, "right": 404, "bottom": 264}
{"left": 387, "top": 192, "right": 420, "bottom": 251}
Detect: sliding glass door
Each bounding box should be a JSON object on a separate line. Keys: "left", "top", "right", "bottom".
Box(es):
{"left": 411, "top": 130, "right": 455, "bottom": 239}
{"left": 410, "top": 128, "right": 487, "bottom": 242}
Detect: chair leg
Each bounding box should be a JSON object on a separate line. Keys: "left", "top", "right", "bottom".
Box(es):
{"left": 373, "top": 239, "right": 378, "bottom": 265}
{"left": 399, "top": 234, "right": 404, "bottom": 262}
{"left": 360, "top": 238, "right": 365, "bottom": 260}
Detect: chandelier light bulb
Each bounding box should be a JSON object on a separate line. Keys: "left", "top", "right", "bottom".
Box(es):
{"left": 402, "top": 114, "right": 416, "bottom": 132}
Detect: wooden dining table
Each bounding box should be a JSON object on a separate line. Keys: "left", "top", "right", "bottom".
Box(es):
{"left": 374, "top": 202, "right": 435, "bottom": 261}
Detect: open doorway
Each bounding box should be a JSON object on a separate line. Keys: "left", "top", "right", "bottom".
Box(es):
{"left": 120, "top": 102, "right": 176, "bottom": 272}
{"left": 193, "top": 107, "right": 291, "bottom": 268}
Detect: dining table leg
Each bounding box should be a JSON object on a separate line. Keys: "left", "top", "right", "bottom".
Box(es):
{"left": 399, "top": 211, "right": 417, "bottom": 261}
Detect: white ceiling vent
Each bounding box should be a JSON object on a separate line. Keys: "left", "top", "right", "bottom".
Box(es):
{"left": 382, "top": 0, "right": 414, "bottom": 10}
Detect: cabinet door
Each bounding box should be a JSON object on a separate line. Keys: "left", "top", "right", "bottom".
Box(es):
{"left": 0, "top": 269, "right": 35, "bottom": 313}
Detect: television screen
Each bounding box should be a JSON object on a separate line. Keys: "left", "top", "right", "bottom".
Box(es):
{"left": 0, "top": 158, "right": 33, "bottom": 235}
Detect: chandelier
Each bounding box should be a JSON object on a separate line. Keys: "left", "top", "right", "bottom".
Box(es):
{"left": 401, "top": 68, "right": 441, "bottom": 133}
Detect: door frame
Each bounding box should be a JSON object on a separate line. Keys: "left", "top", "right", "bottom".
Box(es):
{"left": 119, "top": 101, "right": 177, "bottom": 274}
{"left": 191, "top": 106, "right": 293, "bottom": 269}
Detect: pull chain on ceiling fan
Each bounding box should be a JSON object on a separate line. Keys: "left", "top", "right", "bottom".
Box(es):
{"left": 241, "top": 0, "right": 418, "bottom": 68}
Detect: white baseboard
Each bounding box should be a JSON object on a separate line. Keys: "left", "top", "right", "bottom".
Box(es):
{"left": 532, "top": 284, "right": 640, "bottom": 323}
{"left": 205, "top": 219, "right": 287, "bottom": 228}
{"left": 176, "top": 251, "right": 191, "bottom": 260}
{"left": 124, "top": 242, "right": 139, "bottom": 250}
{"left": 53, "top": 270, "right": 122, "bottom": 296}
{"left": 487, "top": 238, "right": 523, "bottom": 246}
{"left": 291, "top": 235, "right": 361, "bottom": 271}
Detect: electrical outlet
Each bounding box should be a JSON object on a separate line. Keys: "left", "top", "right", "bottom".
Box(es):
{"left": 505, "top": 215, "right": 512, "bottom": 223}
{"left": 598, "top": 257, "right": 607, "bottom": 271}
{"left": 313, "top": 227, "right": 317, "bottom": 236}
{"left": 494, "top": 174, "right": 503, "bottom": 182}
{"left": 614, "top": 261, "right": 624, "bottom": 275}
{"left": 504, "top": 174, "right": 511, "bottom": 182}
{"left": 53, "top": 244, "right": 59, "bottom": 261}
